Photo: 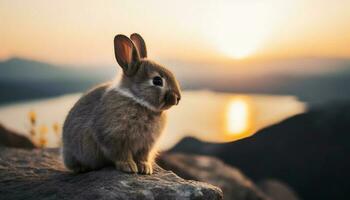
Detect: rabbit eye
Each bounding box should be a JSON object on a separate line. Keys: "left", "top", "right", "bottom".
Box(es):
{"left": 152, "top": 76, "right": 163, "bottom": 87}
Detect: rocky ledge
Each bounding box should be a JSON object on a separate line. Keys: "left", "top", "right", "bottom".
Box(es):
{"left": 159, "top": 153, "right": 269, "bottom": 200}
{"left": 158, "top": 153, "right": 300, "bottom": 200}
{"left": 0, "top": 147, "right": 222, "bottom": 200}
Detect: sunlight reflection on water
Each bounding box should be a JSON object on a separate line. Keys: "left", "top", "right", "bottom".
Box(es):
{"left": 0, "top": 90, "right": 306, "bottom": 150}
{"left": 227, "top": 98, "right": 250, "bottom": 135}
{"left": 164, "top": 91, "right": 305, "bottom": 149}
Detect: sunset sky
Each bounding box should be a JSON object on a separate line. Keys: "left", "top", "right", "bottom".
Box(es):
{"left": 1, "top": 0, "right": 350, "bottom": 66}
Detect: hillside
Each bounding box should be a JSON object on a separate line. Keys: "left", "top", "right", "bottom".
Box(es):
{"left": 168, "top": 102, "right": 350, "bottom": 199}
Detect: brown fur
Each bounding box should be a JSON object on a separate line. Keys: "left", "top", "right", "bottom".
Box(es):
{"left": 62, "top": 33, "right": 180, "bottom": 174}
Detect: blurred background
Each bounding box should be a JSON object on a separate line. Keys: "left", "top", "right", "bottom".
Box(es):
{"left": 1, "top": 0, "right": 350, "bottom": 199}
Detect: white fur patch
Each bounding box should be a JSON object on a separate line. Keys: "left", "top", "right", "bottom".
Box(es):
{"left": 114, "top": 88, "right": 159, "bottom": 112}
{"left": 105, "top": 72, "right": 161, "bottom": 112}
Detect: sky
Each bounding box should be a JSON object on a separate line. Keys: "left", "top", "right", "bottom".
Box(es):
{"left": 1, "top": 0, "right": 350, "bottom": 66}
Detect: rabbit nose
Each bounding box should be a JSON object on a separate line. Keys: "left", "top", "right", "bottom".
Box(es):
{"left": 165, "top": 92, "right": 179, "bottom": 106}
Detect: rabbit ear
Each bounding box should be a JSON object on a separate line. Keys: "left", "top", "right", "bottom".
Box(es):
{"left": 114, "top": 34, "right": 140, "bottom": 76}
{"left": 130, "top": 33, "right": 147, "bottom": 58}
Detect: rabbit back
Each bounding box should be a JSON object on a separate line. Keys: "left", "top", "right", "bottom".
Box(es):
{"left": 62, "top": 83, "right": 112, "bottom": 170}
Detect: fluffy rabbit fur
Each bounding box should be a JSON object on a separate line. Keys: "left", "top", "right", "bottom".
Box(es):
{"left": 62, "top": 33, "right": 181, "bottom": 174}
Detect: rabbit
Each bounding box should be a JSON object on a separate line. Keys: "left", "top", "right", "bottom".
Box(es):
{"left": 62, "top": 33, "right": 181, "bottom": 174}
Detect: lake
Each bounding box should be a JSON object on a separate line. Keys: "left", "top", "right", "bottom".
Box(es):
{"left": 0, "top": 90, "right": 306, "bottom": 150}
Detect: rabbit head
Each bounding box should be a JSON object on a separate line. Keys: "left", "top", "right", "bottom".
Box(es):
{"left": 113, "top": 33, "right": 181, "bottom": 112}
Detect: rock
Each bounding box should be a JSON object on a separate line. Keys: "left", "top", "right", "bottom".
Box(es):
{"left": 258, "top": 180, "right": 300, "bottom": 200}
{"left": 0, "top": 124, "right": 35, "bottom": 149}
{"left": 158, "top": 153, "right": 270, "bottom": 200}
{"left": 0, "top": 147, "right": 223, "bottom": 200}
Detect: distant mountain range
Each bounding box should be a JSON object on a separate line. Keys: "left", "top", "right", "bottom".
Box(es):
{"left": 177, "top": 57, "right": 350, "bottom": 105}
{"left": 0, "top": 58, "right": 114, "bottom": 104}
{"left": 167, "top": 102, "right": 350, "bottom": 199}
{"left": 1, "top": 57, "right": 350, "bottom": 105}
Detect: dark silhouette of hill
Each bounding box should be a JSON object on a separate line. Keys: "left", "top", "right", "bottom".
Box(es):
{"left": 168, "top": 102, "right": 350, "bottom": 200}
{"left": 0, "top": 124, "right": 35, "bottom": 149}
{"left": 0, "top": 58, "right": 114, "bottom": 104}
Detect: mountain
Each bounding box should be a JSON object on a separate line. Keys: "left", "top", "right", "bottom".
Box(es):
{"left": 176, "top": 57, "right": 350, "bottom": 106}
{"left": 1, "top": 57, "right": 350, "bottom": 105}
{"left": 0, "top": 58, "right": 114, "bottom": 104}
{"left": 167, "top": 102, "right": 350, "bottom": 200}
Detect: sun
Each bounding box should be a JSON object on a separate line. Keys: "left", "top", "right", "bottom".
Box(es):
{"left": 214, "top": 2, "right": 271, "bottom": 59}
{"left": 219, "top": 40, "right": 258, "bottom": 59}
{"left": 202, "top": 1, "right": 287, "bottom": 59}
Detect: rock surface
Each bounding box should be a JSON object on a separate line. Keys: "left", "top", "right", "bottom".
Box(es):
{"left": 159, "top": 153, "right": 270, "bottom": 200}
{"left": 0, "top": 147, "right": 222, "bottom": 200}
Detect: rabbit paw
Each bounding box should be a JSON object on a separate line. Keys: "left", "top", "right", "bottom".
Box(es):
{"left": 137, "top": 161, "right": 153, "bottom": 175}
{"left": 115, "top": 160, "right": 138, "bottom": 174}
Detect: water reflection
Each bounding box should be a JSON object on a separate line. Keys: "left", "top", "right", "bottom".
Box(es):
{"left": 227, "top": 98, "right": 250, "bottom": 135}
{"left": 0, "top": 91, "right": 306, "bottom": 150}
{"left": 165, "top": 91, "right": 305, "bottom": 149}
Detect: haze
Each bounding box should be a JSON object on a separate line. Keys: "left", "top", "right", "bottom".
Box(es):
{"left": 1, "top": 0, "right": 350, "bottom": 67}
